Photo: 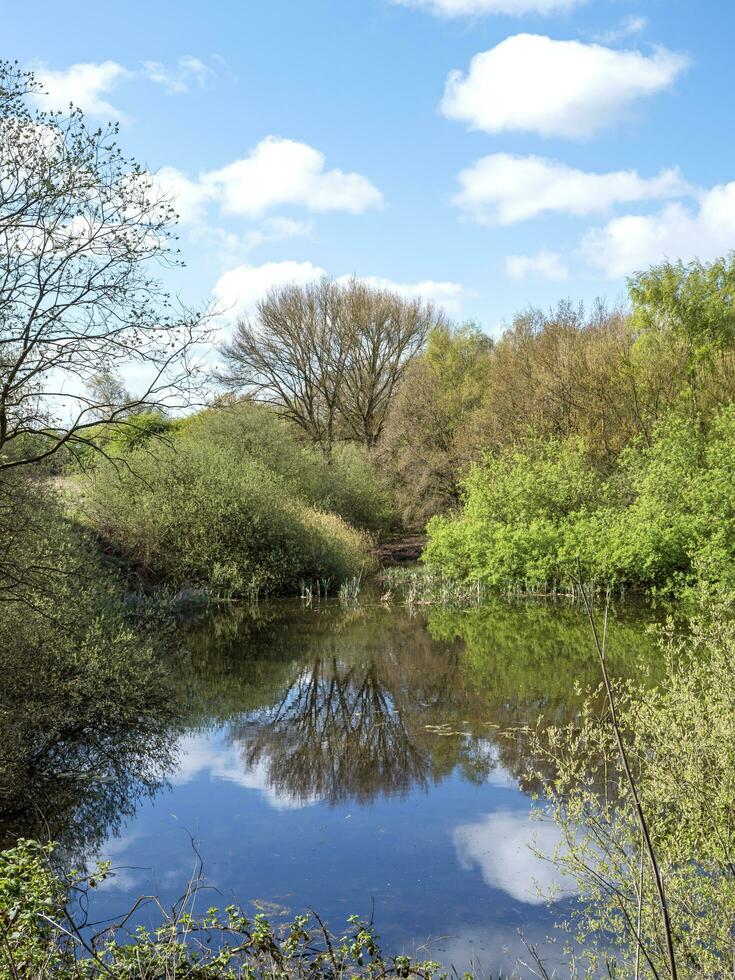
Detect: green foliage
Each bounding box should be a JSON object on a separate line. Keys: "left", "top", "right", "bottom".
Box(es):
{"left": 178, "top": 400, "right": 395, "bottom": 534}
{"left": 630, "top": 254, "right": 735, "bottom": 370}
{"left": 424, "top": 405, "right": 735, "bottom": 597}
{"left": 534, "top": 602, "right": 735, "bottom": 977}
{"left": 0, "top": 481, "right": 176, "bottom": 851}
{"left": 424, "top": 440, "right": 603, "bottom": 591}
{"left": 83, "top": 427, "right": 376, "bottom": 598}
{"left": 69, "top": 412, "right": 179, "bottom": 468}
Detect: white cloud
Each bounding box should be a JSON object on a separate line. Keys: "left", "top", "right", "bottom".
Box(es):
{"left": 506, "top": 250, "right": 570, "bottom": 281}
{"left": 452, "top": 810, "right": 578, "bottom": 905}
{"left": 337, "top": 274, "right": 469, "bottom": 313}
{"left": 201, "top": 136, "right": 383, "bottom": 218}
{"left": 154, "top": 165, "right": 218, "bottom": 224}
{"left": 213, "top": 263, "right": 468, "bottom": 320}
{"left": 581, "top": 181, "right": 735, "bottom": 278}
{"left": 455, "top": 153, "right": 688, "bottom": 225}
{"left": 31, "top": 56, "right": 215, "bottom": 120}
{"left": 593, "top": 14, "right": 648, "bottom": 45}
{"left": 143, "top": 55, "right": 213, "bottom": 94}
{"left": 213, "top": 261, "right": 328, "bottom": 319}
{"left": 440, "top": 34, "right": 688, "bottom": 138}
{"left": 33, "top": 60, "right": 131, "bottom": 120}
{"left": 393, "top": 0, "right": 585, "bottom": 15}
{"left": 187, "top": 218, "right": 314, "bottom": 269}
{"left": 154, "top": 138, "right": 382, "bottom": 234}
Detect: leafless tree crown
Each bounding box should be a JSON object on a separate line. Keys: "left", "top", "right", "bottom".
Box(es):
{"left": 218, "top": 276, "right": 448, "bottom": 449}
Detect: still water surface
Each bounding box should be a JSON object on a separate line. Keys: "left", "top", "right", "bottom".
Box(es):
{"left": 81, "top": 596, "right": 658, "bottom": 974}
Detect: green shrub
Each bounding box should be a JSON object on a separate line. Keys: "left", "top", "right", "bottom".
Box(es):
{"left": 424, "top": 440, "right": 603, "bottom": 591}
{"left": 83, "top": 438, "right": 375, "bottom": 597}
{"left": 536, "top": 601, "right": 735, "bottom": 977}
{"left": 0, "top": 840, "right": 441, "bottom": 980}
{"left": 178, "top": 400, "right": 395, "bottom": 534}
{"left": 0, "top": 481, "right": 175, "bottom": 850}
{"left": 424, "top": 408, "right": 735, "bottom": 597}
{"left": 68, "top": 412, "right": 179, "bottom": 469}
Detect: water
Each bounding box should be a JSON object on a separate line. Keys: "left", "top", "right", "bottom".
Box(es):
{"left": 32, "top": 595, "right": 661, "bottom": 975}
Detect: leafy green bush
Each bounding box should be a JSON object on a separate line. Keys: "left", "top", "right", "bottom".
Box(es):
{"left": 424, "top": 407, "right": 735, "bottom": 597}
{"left": 68, "top": 412, "right": 179, "bottom": 469}
{"left": 83, "top": 437, "right": 375, "bottom": 598}
{"left": 535, "top": 600, "right": 735, "bottom": 977}
{"left": 178, "top": 400, "right": 396, "bottom": 534}
{"left": 424, "top": 440, "right": 603, "bottom": 591}
{"left": 0, "top": 480, "right": 176, "bottom": 850}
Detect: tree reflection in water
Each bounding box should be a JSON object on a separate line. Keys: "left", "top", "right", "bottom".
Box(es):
{"left": 232, "top": 658, "right": 432, "bottom": 804}
{"left": 182, "top": 596, "right": 660, "bottom": 808}
{"left": 0, "top": 595, "right": 660, "bottom": 859}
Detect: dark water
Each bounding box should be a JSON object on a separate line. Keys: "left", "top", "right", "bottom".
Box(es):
{"left": 31, "top": 596, "right": 662, "bottom": 974}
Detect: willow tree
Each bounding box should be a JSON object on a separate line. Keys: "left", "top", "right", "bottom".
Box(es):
{"left": 0, "top": 62, "right": 209, "bottom": 473}
{"left": 218, "top": 277, "right": 447, "bottom": 450}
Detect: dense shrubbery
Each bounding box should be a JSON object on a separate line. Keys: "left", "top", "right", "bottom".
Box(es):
{"left": 384, "top": 257, "right": 735, "bottom": 528}
{"left": 410, "top": 256, "right": 735, "bottom": 597}
{"left": 425, "top": 406, "right": 735, "bottom": 596}
{"left": 80, "top": 401, "right": 385, "bottom": 598}
{"left": 177, "top": 400, "right": 395, "bottom": 534}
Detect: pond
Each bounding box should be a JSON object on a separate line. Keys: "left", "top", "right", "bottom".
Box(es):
{"left": 15, "top": 594, "right": 662, "bottom": 975}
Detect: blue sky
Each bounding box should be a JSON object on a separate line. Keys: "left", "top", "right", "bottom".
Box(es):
{"left": 5, "top": 0, "right": 735, "bottom": 335}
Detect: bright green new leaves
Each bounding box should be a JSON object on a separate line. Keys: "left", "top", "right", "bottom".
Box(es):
{"left": 425, "top": 405, "right": 735, "bottom": 597}
{"left": 535, "top": 607, "right": 735, "bottom": 977}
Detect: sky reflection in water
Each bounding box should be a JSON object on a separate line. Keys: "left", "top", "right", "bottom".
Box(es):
{"left": 79, "top": 597, "right": 657, "bottom": 974}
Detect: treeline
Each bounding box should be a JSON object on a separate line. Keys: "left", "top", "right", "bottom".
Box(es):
{"left": 70, "top": 253, "right": 735, "bottom": 600}
{"left": 399, "top": 256, "right": 735, "bottom": 597}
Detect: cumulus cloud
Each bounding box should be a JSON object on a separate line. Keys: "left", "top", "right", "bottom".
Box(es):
{"left": 452, "top": 810, "right": 578, "bottom": 905}
{"left": 213, "top": 260, "right": 327, "bottom": 319}
{"left": 455, "top": 153, "right": 687, "bottom": 225}
{"left": 506, "top": 250, "right": 570, "bottom": 281}
{"left": 33, "top": 61, "right": 131, "bottom": 120}
{"left": 31, "top": 56, "right": 215, "bottom": 120}
{"left": 581, "top": 181, "right": 735, "bottom": 278}
{"left": 213, "top": 262, "right": 468, "bottom": 320}
{"left": 155, "top": 138, "right": 382, "bottom": 227}
{"left": 337, "top": 274, "right": 468, "bottom": 313}
{"left": 393, "top": 0, "right": 585, "bottom": 15}
{"left": 201, "top": 137, "right": 383, "bottom": 218}
{"left": 440, "top": 34, "right": 688, "bottom": 138}
{"left": 154, "top": 165, "right": 217, "bottom": 224}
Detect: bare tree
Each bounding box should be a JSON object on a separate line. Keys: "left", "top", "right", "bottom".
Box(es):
{"left": 218, "top": 278, "right": 349, "bottom": 447}
{"left": 338, "top": 278, "right": 446, "bottom": 447}
{"left": 218, "top": 277, "right": 446, "bottom": 449}
{"left": 0, "top": 62, "right": 210, "bottom": 472}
